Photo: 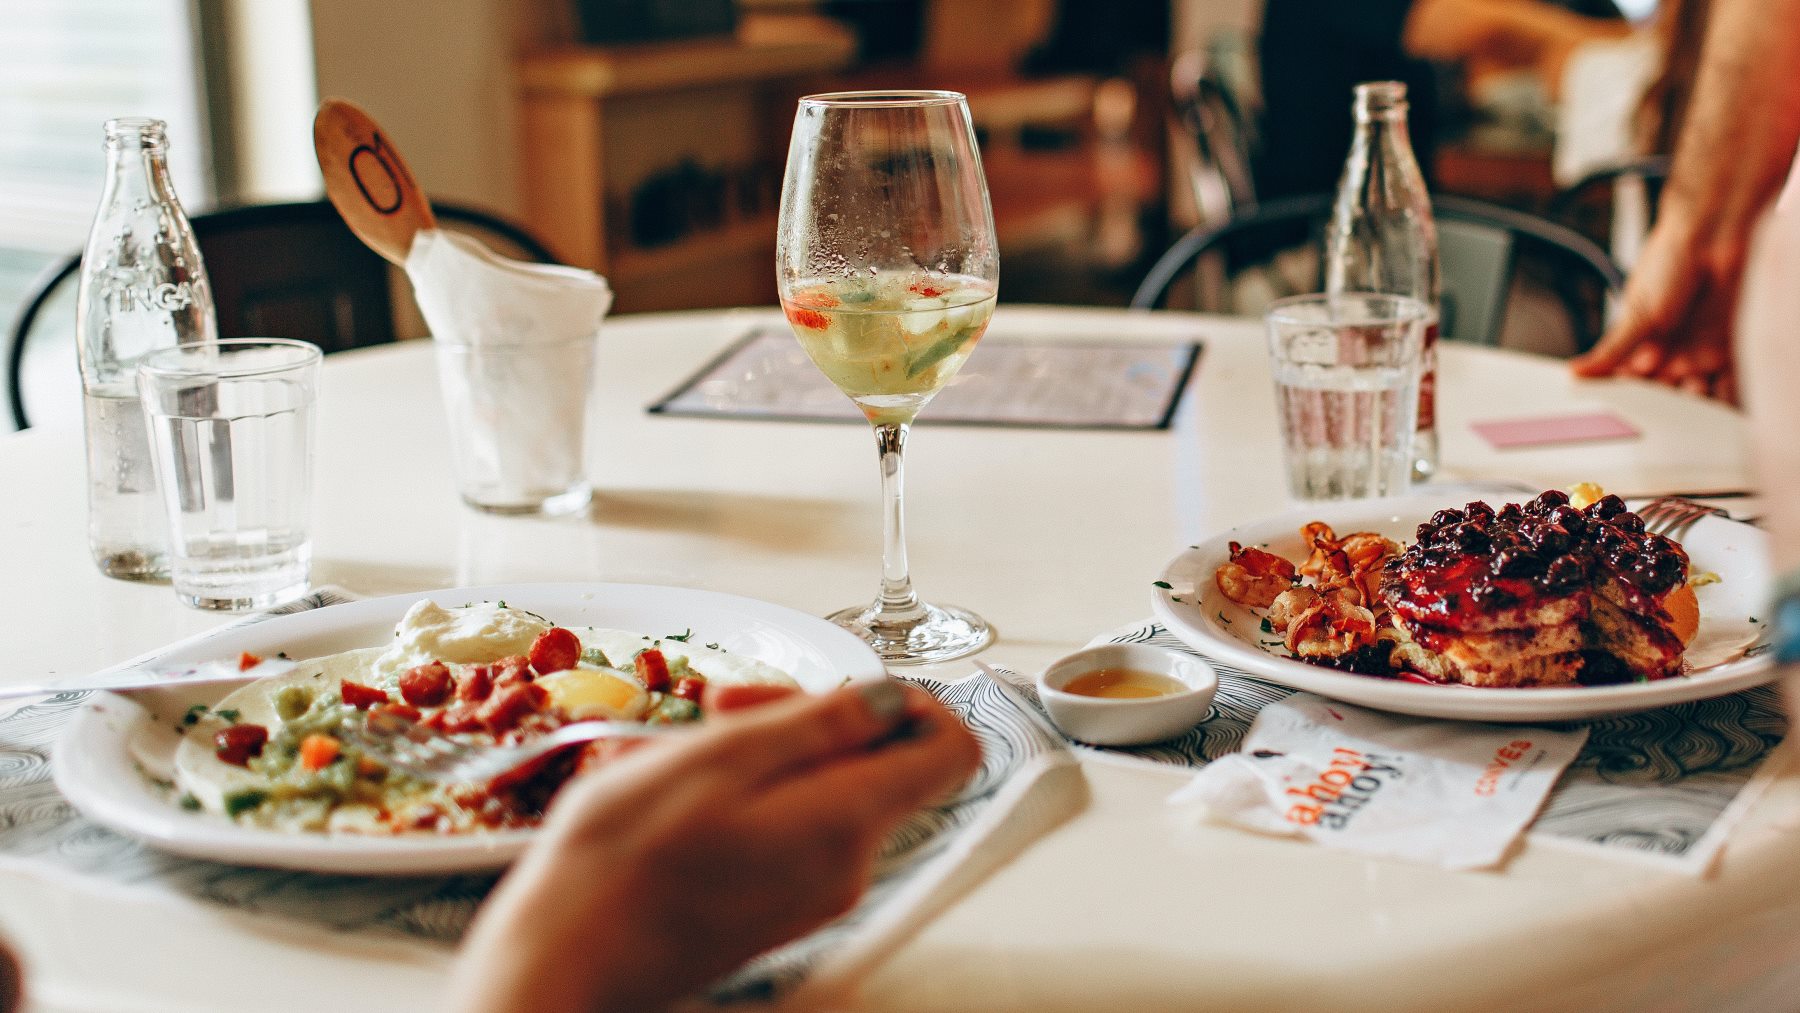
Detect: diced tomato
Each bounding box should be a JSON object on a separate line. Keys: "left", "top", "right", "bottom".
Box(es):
{"left": 907, "top": 281, "right": 947, "bottom": 297}
{"left": 478, "top": 681, "right": 549, "bottom": 735}
{"left": 457, "top": 666, "right": 494, "bottom": 703}
{"left": 237, "top": 651, "right": 263, "bottom": 672}
{"left": 528, "top": 629, "right": 581, "bottom": 675}
{"left": 299, "top": 733, "right": 341, "bottom": 772}
{"left": 214, "top": 724, "right": 268, "bottom": 766}
{"left": 372, "top": 702, "right": 422, "bottom": 723}
{"left": 340, "top": 679, "right": 390, "bottom": 710}
{"left": 784, "top": 305, "right": 830, "bottom": 330}
{"left": 398, "top": 661, "right": 452, "bottom": 707}
{"left": 672, "top": 675, "right": 707, "bottom": 703}
{"left": 493, "top": 654, "right": 534, "bottom": 686}
{"left": 432, "top": 702, "right": 486, "bottom": 735}
{"left": 635, "top": 649, "right": 671, "bottom": 692}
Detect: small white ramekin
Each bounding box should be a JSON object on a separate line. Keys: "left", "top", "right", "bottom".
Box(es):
{"left": 1037, "top": 643, "right": 1218, "bottom": 746}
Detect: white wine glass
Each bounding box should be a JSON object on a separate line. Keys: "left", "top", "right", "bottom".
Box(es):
{"left": 776, "top": 91, "right": 998, "bottom": 664}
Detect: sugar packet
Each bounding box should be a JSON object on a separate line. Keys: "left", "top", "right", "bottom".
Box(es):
{"left": 1167, "top": 693, "right": 1588, "bottom": 870}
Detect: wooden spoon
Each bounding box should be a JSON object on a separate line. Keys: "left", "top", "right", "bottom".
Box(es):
{"left": 313, "top": 98, "right": 437, "bottom": 265}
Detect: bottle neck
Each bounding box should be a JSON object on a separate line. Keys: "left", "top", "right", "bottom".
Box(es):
{"left": 99, "top": 143, "right": 180, "bottom": 210}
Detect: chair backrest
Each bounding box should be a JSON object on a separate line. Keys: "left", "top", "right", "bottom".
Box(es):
{"left": 1170, "top": 46, "right": 1259, "bottom": 224}
{"left": 5, "top": 199, "right": 556, "bottom": 430}
{"left": 1547, "top": 155, "right": 1671, "bottom": 270}
{"left": 1131, "top": 192, "right": 1624, "bottom": 351}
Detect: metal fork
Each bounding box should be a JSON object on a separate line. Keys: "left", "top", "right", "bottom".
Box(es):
{"left": 1636, "top": 497, "right": 1727, "bottom": 541}
{"left": 337, "top": 711, "right": 685, "bottom": 785}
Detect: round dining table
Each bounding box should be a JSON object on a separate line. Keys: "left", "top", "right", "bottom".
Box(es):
{"left": 0, "top": 305, "right": 1794, "bottom": 1012}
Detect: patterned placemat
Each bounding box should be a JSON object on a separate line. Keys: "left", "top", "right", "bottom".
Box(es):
{"left": 648, "top": 327, "right": 1202, "bottom": 430}
{"left": 0, "top": 590, "right": 1073, "bottom": 1004}
{"left": 1044, "top": 619, "right": 1790, "bottom": 874}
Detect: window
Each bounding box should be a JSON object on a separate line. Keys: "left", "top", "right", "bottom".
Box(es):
{"left": 0, "top": 0, "right": 210, "bottom": 431}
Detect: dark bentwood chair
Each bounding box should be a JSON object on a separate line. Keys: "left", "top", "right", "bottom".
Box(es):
{"left": 1131, "top": 192, "right": 1626, "bottom": 352}
{"left": 5, "top": 200, "right": 556, "bottom": 430}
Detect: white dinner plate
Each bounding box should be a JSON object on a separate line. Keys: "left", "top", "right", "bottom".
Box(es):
{"left": 1152, "top": 493, "right": 1775, "bottom": 722}
{"left": 52, "top": 582, "right": 883, "bottom": 875}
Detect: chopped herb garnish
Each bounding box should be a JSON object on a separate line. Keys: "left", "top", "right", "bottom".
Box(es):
{"left": 178, "top": 794, "right": 202, "bottom": 812}
{"left": 580, "top": 647, "right": 611, "bottom": 668}
{"left": 664, "top": 629, "right": 694, "bottom": 643}
{"left": 1217, "top": 611, "right": 1232, "bottom": 625}
{"left": 215, "top": 708, "right": 241, "bottom": 722}
{"left": 1750, "top": 616, "right": 1760, "bottom": 624}
{"left": 1260, "top": 618, "right": 1274, "bottom": 634}
{"left": 276, "top": 651, "right": 290, "bottom": 660}
{"left": 1152, "top": 580, "right": 1173, "bottom": 590}
{"left": 182, "top": 704, "right": 209, "bottom": 726}
{"left": 704, "top": 642, "right": 722, "bottom": 651}
{"left": 1171, "top": 595, "right": 1186, "bottom": 604}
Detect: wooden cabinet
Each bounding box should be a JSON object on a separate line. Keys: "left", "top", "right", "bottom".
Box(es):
{"left": 516, "top": 14, "right": 855, "bottom": 312}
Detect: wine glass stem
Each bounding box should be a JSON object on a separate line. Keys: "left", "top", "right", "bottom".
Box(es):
{"left": 873, "top": 421, "right": 923, "bottom": 619}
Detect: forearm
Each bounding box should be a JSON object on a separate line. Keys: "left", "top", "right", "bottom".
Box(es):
{"left": 1739, "top": 159, "right": 1800, "bottom": 574}
{"left": 1402, "top": 0, "right": 1619, "bottom": 66}
{"left": 1661, "top": 0, "right": 1800, "bottom": 240}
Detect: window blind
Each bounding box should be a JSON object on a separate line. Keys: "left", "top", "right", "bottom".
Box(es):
{"left": 0, "top": 0, "right": 211, "bottom": 255}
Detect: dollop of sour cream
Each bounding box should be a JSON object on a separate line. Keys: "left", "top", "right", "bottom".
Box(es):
{"left": 375, "top": 600, "right": 550, "bottom": 677}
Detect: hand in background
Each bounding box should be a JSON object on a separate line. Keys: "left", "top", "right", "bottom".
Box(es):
{"left": 450, "top": 680, "right": 981, "bottom": 1013}
{"left": 1569, "top": 205, "right": 1741, "bottom": 402}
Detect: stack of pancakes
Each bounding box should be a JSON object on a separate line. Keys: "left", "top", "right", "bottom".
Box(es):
{"left": 1381, "top": 492, "right": 1696, "bottom": 688}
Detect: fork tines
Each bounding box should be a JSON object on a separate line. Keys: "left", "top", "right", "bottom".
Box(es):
{"left": 1637, "top": 497, "right": 1726, "bottom": 541}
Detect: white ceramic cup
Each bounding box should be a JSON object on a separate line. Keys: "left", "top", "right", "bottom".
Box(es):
{"left": 1037, "top": 643, "right": 1218, "bottom": 746}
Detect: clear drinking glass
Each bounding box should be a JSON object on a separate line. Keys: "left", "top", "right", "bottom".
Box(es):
{"left": 777, "top": 90, "right": 999, "bottom": 664}
{"left": 138, "top": 339, "right": 321, "bottom": 611}
{"left": 434, "top": 336, "right": 596, "bottom": 516}
{"left": 1266, "top": 293, "right": 1428, "bottom": 501}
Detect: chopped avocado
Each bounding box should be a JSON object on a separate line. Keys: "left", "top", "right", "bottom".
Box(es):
{"left": 646, "top": 696, "right": 701, "bottom": 725}
{"left": 580, "top": 646, "right": 611, "bottom": 668}
{"left": 223, "top": 789, "right": 269, "bottom": 817}
{"left": 275, "top": 685, "right": 313, "bottom": 721}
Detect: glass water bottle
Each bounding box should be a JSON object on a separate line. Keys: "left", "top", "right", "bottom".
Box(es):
{"left": 76, "top": 118, "right": 217, "bottom": 580}
{"left": 1324, "top": 81, "right": 1440, "bottom": 482}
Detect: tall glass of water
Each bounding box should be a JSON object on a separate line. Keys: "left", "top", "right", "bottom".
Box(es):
{"left": 777, "top": 91, "right": 998, "bottom": 664}
{"left": 1266, "top": 293, "right": 1428, "bottom": 501}
{"left": 138, "top": 339, "right": 321, "bottom": 611}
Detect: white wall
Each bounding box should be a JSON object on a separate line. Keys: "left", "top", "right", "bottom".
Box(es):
{"left": 306, "top": 0, "right": 554, "bottom": 216}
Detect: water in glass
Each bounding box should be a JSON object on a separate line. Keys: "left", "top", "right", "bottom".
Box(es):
{"left": 139, "top": 340, "right": 319, "bottom": 611}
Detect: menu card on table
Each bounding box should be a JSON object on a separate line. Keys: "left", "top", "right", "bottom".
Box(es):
{"left": 650, "top": 327, "right": 1202, "bottom": 430}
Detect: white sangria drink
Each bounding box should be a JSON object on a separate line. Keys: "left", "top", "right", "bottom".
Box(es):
{"left": 777, "top": 89, "right": 997, "bottom": 665}
{"left": 782, "top": 271, "right": 995, "bottom": 426}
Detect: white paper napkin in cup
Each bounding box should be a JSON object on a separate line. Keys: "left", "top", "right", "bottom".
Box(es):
{"left": 1167, "top": 693, "right": 1589, "bottom": 870}
{"left": 405, "top": 230, "right": 613, "bottom": 505}
{"left": 406, "top": 229, "right": 612, "bottom": 343}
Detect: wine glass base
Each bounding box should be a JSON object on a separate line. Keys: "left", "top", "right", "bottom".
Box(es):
{"left": 827, "top": 600, "right": 993, "bottom": 666}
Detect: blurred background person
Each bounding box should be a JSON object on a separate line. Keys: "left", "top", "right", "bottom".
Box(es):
{"left": 1256, "top": 0, "right": 1632, "bottom": 200}
{"left": 1572, "top": 0, "right": 1800, "bottom": 399}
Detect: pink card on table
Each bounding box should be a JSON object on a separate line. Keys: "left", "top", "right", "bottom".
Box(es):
{"left": 1470, "top": 411, "right": 1641, "bottom": 450}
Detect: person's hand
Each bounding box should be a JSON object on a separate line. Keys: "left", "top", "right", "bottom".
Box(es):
{"left": 0, "top": 938, "right": 19, "bottom": 1013}
{"left": 449, "top": 680, "right": 981, "bottom": 1013}
{"left": 1570, "top": 206, "right": 1743, "bottom": 402}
